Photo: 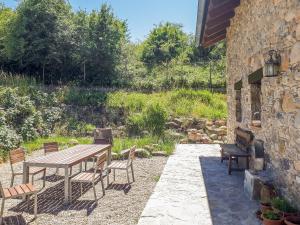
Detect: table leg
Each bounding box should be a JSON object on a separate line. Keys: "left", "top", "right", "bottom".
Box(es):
{"left": 107, "top": 146, "right": 112, "bottom": 166}
{"left": 22, "top": 163, "right": 29, "bottom": 200}
{"left": 228, "top": 155, "right": 232, "bottom": 175}
{"left": 64, "top": 167, "right": 69, "bottom": 204}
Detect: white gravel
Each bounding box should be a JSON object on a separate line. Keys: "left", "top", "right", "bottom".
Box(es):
{"left": 0, "top": 150, "right": 168, "bottom": 225}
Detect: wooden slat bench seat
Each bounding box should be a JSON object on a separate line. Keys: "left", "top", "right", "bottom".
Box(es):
{"left": 220, "top": 127, "right": 254, "bottom": 175}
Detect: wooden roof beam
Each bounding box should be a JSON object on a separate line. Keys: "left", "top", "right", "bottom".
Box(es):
{"left": 204, "top": 29, "right": 227, "bottom": 42}
{"left": 205, "top": 21, "right": 230, "bottom": 36}
{"left": 203, "top": 33, "right": 227, "bottom": 48}
{"left": 209, "top": 0, "right": 240, "bottom": 16}
{"left": 206, "top": 10, "right": 235, "bottom": 27}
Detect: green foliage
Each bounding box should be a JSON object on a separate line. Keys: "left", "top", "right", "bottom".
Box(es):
{"left": 62, "top": 87, "right": 107, "bottom": 106}
{"left": 126, "top": 113, "right": 145, "bottom": 136}
{"left": 112, "top": 136, "right": 175, "bottom": 155}
{"left": 22, "top": 136, "right": 93, "bottom": 153}
{"left": 108, "top": 90, "right": 227, "bottom": 120}
{"left": 263, "top": 211, "right": 281, "bottom": 220}
{"left": 271, "top": 197, "right": 297, "bottom": 213}
{"left": 144, "top": 104, "right": 167, "bottom": 137}
{"left": 0, "top": 126, "right": 22, "bottom": 152}
{"left": 140, "top": 22, "right": 188, "bottom": 66}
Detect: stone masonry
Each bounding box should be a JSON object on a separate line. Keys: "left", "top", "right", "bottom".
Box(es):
{"left": 226, "top": 0, "right": 300, "bottom": 206}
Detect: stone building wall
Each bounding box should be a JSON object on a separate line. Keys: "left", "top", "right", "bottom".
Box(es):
{"left": 226, "top": 0, "right": 300, "bottom": 206}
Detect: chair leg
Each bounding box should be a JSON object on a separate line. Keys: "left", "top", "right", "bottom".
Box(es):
{"left": 126, "top": 169, "right": 130, "bottom": 184}
{"left": 228, "top": 155, "right": 232, "bottom": 175}
{"left": 69, "top": 182, "right": 72, "bottom": 202}
{"left": 100, "top": 175, "right": 105, "bottom": 196}
{"left": 92, "top": 183, "right": 97, "bottom": 201}
{"left": 55, "top": 168, "right": 59, "bottom": 175}
{"left": 10, "top": 174, "right": 14, "bottom": 187}
{"left": 131, "top": 164, "right": 135, "bottom": 182}
{"left": 33, "top": 193, "right": 37, "bottom": 219}
{"left": 31, "top": 174, "right": 35, "bottom": 185}
{"left": 113, "top": 169, "right": 115, "bottom": 181}
{"left": 85, "top": 161, "right": 87, "bottom": 171}
{"left": 0, "top": 198, "right": 5, "bottom": 225}
{"left": 42, "top": 170, "right": 46, "bottom": 188}
{"left": 69, "top": 167, "right": 72, "bottom": 176}
{"left": 106, "top": 170, "right": 110, "bottom": 186}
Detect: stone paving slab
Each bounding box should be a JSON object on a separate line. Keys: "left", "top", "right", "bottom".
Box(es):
{"left": 138, "top": 144, "right": 261, "bottom": 225}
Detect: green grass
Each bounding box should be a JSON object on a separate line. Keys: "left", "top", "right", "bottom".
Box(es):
{"left": 21, "top": 135, "right": 175, "bottom": 156}
{"left": 108, "top": 89, "right": 227, "bottom": 120}
{"left": 22, "top": 136, "right": 93, "bottom": 154}
{"left": 112, "top": 136, "right": 175, "bottom": 155}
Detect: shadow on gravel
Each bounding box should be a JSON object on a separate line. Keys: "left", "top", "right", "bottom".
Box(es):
{"left": 9, "top": 181, "right": 102, "bottom": 216}
{"left": 106, "top": 183, "right": 132, "bottom": 194}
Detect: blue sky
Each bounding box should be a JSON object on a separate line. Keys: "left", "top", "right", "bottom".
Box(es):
{"left": 3, "top": 0, "right": 198, "bottom": 42}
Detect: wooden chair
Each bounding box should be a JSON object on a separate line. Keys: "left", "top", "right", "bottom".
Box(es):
{"left": 0, "top": 181, "right": 38, "bottom": 224}
{"left": 85, "top": 128, "right": 113, "bottom": 171}
{"left": 9, "top": 148, "right": 46, "bottom": 188}
{"left": 44, "top": 142, "right": 74, "bottom": 175}
{"left": 107, "top": 146, "right": 136, "bottom": 184}
{"left": 69, "top": 153, "right": 107, "bottom": 202}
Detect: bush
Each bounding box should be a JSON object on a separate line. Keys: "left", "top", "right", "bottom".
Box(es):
{"left": 144, "top": 104, "right": 167, "bottom": 137}
{"left": 0, "top": 126, "right": 22, "bottom": 153}
{"left": 126, "top": 113, "right": 145, "bottom": 136}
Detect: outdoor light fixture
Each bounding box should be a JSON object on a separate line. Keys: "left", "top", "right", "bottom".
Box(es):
{"left": 264, "top": 50, "right": 281, "bottom": 77}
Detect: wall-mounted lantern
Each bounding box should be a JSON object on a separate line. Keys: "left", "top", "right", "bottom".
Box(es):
{"left": 264, "top": 50, "right": 281, "bottom": 77}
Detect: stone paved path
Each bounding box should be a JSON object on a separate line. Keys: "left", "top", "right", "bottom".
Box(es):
{"left": 138, "top": 144, "right": 261, "bottom": 225}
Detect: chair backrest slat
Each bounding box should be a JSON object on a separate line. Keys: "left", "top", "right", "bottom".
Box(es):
{"left": 44, "top": 142, "right": 59, "bottom": 155}
{"left": 127, "top": 146, "right": 136, "bottom": 166}
{"left": 94, "top": 128, "right": 113, "bottom": 145}
{"left": 9, "top": 148, "right": 25, "bottom": 165}
{"left": 93, "top": 153, "right": 107, "bottom": 179}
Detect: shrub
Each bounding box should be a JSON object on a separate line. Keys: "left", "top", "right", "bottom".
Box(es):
{"left": 271, "top": 197, "right": 297, "bottom": 213}
{"left": 0, "top": 126, "right": 22, "bottom": 152}
{"left": 126, "top": 113, "right": 145, "bottom": 136}
{"left": 144, "top": 104, "right": 167, "bottom": 137}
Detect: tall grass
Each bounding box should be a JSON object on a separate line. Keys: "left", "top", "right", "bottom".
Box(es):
{"left": 108, "top": 89, "right": 227, "bottom": 120}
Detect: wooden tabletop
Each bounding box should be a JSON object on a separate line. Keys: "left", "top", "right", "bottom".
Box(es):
{"left": 25, "top": 144, "right": 111, "bottom": 168}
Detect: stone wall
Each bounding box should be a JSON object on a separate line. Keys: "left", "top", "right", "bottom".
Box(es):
{"left": 226, "top": 0, "right": 300, "bottom": 206}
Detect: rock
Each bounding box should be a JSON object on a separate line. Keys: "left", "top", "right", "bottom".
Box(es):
{"left": 180, "top": 138, "right": 188, "bottom": 144}
{"left": 210, "top": 134, "right": 218, "bottom": 140}
{"left": 164, "top": 130, "right": 184, "bottom": 140}
{"left": 206, "top": 121, "right": 213, "bottom": 126}
{"left": 213, "top": 140, "right": 223, "bottom": 144}
{"left": 282, "top": 92, "right": 300, "bottom": 112}
{"left": 152, "top": 151, "right": 168, "bottom": 157}
{"left": 219, "top": 126, "right": 227, "bottom": 130}
{"left": 165, "top": 122, "right": 181, "bottom": 129}
{"left": 68, "top": 139, "right": 79, "bottom": 145}
{"left": 111, "top": 152, "right": 119, "bottom": 160}
{"left": 135, "top": 148, "right": 151, "bottom": 158}
{"left": 196, "top": 119, "right": 206, "bottom": 129}
{"left": 141, "top": 130, "right": 150, "bottom": 136}
{"left": 117, "top": 126, "right": 126, "bottom": 131}
{"left": 144, "top": 145, "right": 155, "bottom": 153}
{"left": 294, "top": 161, "right": 300, "bottom": 171}
{"left": 290, "top": 42, "right": 300, "bottom": 65}
{"left": 120, "top": 148, "right": 130, "bottom": 158}
{"left": 214, "top": 128, "right": 227, "bottom": 136}
{"left": 172, "top": 118, "right": 183, "bottom": 126}
{"left": 215, "top": 120, "right": 226, "bottom": 127}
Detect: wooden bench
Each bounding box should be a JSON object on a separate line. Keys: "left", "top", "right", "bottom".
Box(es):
{"left": 220, "top": 127, "right": 254, "bottom": 175}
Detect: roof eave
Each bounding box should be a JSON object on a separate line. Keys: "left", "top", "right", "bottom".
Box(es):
{"left": 195, "top": 0, "right": 209, "bottom": 47}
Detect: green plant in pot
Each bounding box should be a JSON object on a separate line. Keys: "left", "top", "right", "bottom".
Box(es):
{"left": 271, "top": 197, "right": 298, "bottom": 217}
{"left": 262, "top": 211, "right": 283, "bottom": 225}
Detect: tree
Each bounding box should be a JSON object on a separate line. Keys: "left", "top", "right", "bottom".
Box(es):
{"left": 140, "top": 22, "right": 188, "bottom": 67}
{"left": 7, "top": 0, "right": 73, "bottom": 83}
{"left": 86, "top": 4, "right": 127, "bottom": 86}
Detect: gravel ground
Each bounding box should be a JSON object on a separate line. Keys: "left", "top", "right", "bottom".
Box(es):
{"left": 0, "top": 149, "right": 168, "bottom": 225}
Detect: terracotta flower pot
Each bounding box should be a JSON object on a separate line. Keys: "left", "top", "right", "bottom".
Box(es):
{"left": 262, "top": 214, "right": 283, "bottom": 225}
{"left": 261, "top": 203, "right": 272, "bottom": 213}
{"left": 285, "top": 216, "right": 300, "bottom": 225}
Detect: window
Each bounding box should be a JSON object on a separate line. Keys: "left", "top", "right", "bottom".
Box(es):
{"left": 234, "top": 80, "right": 242, "bottom": 122}
{"left": 249, "top": 68, "right": 263, "bottom": 127}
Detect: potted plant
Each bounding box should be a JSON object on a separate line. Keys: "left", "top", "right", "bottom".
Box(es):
{"left": 262, "top": 211, "right": 283, "bottom": 225}
{"left": 285, "top": 216, "right": 300, "bottom": 225}
{"left": 261, "top": 201, "right": 272, "bottom": 213}
{"left": 271, "top": 197, "right": 298, "bottom": 217}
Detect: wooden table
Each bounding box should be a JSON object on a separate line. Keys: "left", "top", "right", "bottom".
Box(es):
{"left": 22, "top": 144, "right": 111, "bottom": 204}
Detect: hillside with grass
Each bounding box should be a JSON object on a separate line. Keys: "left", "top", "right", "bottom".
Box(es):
{"left": 0, "top": 72, "right": 227, "bottom": 160}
